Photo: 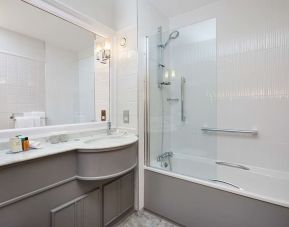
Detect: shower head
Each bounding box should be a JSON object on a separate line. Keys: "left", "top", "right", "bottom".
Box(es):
{"left": 163, "top": 30, "right": 180, "bottom": 48}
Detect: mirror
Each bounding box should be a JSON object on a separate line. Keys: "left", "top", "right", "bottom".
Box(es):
{"left": 0, "top": 0, "right": 110, "bottom": 130}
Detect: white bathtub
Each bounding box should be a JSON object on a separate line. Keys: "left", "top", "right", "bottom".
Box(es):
{"left": 149, "top": 153, "right": 289, "bottom": 208}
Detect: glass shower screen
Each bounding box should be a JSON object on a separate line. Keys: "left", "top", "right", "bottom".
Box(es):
{"left": 146, "top": 19, "right": 217, "bottom": 181}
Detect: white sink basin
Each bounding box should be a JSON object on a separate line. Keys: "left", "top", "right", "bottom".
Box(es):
{"left": 83, "top": 131, "right": 128, "bottom": 144}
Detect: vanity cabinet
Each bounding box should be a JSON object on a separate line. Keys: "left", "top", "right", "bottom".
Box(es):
{"left": 103, "top": 172, "right": 134, "bottom": 226}
{"left": 51, "top": 189, "right": 101, "bottom": 227}
{"left": 0, "top": 141, "right": 138, "bottom": 227}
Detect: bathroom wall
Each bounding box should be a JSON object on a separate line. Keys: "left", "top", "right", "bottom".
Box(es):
{"left": 168, "top": 19, "right": 217, "bottom": 162}
{"left": 94, "top": 60, "right": 110, "bottom": 122}
{"left": 0, "top": 28, "right": 45, "bottom": 129}
{"left": 78, "top": 48, "right": 95, "bottom": 123}
{"left": 169, "top": 0, "right": 289, "bottom": 173}
{"left": 113, "top": 0, "right": 138, "bottom": 130}
{"left": 45, "top": 43, "right": 79, "bottom": 125}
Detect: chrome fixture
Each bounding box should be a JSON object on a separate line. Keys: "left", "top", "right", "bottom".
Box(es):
{"left": 157, "top": 151, "right": 173, "bottom": 162}
{"left": 216, "top": 161, "right": 250, "bottom": 171}
{"left": 209, "top": 179, "right": 242, "bottom": 190}
{"left": 201, "top": 127, "right": 258, "bottom": 135}
{"left": 160, "top": 81, "right": 171, "bottom": 86}
{"left": 107, "top": 121, "right": 112, "bottom": 135}
{"left": 159, "top": 30, "right": 180, "bottom": 49}
{"left": 158, "top": 27, "right": 180, "bottom": 88}
{"left": 157, "top": 151, "right": 173, "bottom": 170}
{"left": 96, "top": 39, "right": 111, "bottom": 64}
{"left": 181, "top": 76, "right": 186, "bottom": 122}
{"left": 167, "top": 98, "right": 179, "bottom": 102}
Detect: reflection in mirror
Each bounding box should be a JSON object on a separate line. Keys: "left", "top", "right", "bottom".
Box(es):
{"left": 0, "top": 0, "right": 109, "bottom": 130}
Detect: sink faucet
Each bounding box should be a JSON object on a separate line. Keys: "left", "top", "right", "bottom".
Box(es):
{"left": 107, "top": 121, "right": 112, "bottom": 135}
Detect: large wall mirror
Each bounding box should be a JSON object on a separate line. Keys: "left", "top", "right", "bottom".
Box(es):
{"left": 0, "top": 0, "right": 110, "bottom": 130}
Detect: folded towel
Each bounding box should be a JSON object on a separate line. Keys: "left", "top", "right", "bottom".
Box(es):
{"left": 29, "top": 140, "right": 42, "bottom": 149}
{"left": 15, "top": 116, "right": 41, "bottom": 128}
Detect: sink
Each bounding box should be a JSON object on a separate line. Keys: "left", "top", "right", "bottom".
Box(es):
{"left": 83, "top": 131, "right": 128, "bottom": 144}
{"left": 76, "top": 131, "right": 138, "bottom": 180}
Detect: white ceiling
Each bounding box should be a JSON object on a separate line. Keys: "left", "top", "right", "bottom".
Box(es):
{"left": 148, "top": 0, "right": 219, "bottom": 17}
{"left": 0, "top": 0, "right": 100, "bottom": 52}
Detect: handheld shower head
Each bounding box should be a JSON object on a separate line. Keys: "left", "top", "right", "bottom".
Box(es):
{"left": 163, "top": 30, "right": 180, "bottom": 48}
{"left": 169, "top": 31, "right": 180, "bottom": 40}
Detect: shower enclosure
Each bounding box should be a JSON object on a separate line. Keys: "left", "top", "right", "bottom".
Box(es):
{"left": 146, "top": 19, "right": 218, "bottom": 179}
{"left": 145, "top": 18, "right": 289, "bottom": 207}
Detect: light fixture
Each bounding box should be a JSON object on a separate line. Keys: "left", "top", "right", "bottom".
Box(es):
{"left": 96, "top": 38, "right": 111, "bottom": 64}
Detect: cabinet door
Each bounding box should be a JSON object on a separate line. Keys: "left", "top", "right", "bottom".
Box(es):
{"left": 51, "top": 203, "right": 76, "bottom": 227}
{"left": 83, "top": 189, "right": 101, "bottom": 227}
{"left": 120, "top": 173, "right": 134, "bottom": 213}
{"left": 103, "top": 179, "right": 120, "bottom": 226}
{"left": 51, "top": 189, "right": 100, "bottom": 227}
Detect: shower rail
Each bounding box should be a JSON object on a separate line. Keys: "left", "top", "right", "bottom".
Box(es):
{"left": 201, "top": 127, "right": 258, "bottom": 135}
{"left": 216, "top": 161, "right": 250, "bottom": 171}
{"left": 181, "top": 77, "right": 186, "bottom": 122}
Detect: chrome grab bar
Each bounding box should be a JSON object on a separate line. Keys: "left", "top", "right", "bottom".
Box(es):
{"left": 181, "top": 77, "right": 186, "bottom": 122}
{"left": 209, "top": 179, "right": 242, "bottom": 190}
{"left": 216, "top": 161, "right": 250, "bottom": 170}
{"left": 201, "top": 127, "right": 258, "bottom": 135}
{"left": 167, "top": 98, "right": 179, "bottom": 102}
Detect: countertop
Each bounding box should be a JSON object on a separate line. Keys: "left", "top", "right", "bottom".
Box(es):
{"left": 0, "top": 132, "right": 138, "bottom": 168}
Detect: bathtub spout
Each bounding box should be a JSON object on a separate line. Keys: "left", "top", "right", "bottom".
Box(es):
{"left": 157, "top": 151, "right": 173, "bottom": 162}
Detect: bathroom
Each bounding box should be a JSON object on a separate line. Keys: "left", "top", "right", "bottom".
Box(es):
{"left": 0, "top": 0, "right": 288, "bottom": 226}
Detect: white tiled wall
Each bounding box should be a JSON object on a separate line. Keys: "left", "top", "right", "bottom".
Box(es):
{"left": 168, "top": 0, "right": 289, "bottom": 173}
{"left": 168, "top": 20, "right": 217, "bottom": 160}
{"left": 95, "top": 60, "right": 109, "bottom": 122}
{"left": 0, "top": 28, "right": 45, "bottom": 129}
{"left": 114, "top": 0, "right": 138, "bottom": 130}
{"left": 78, "top": 48, "right": 95, "bottom": 123}
{"left": 45, "top": 43, "right": 78, "bottom": 126}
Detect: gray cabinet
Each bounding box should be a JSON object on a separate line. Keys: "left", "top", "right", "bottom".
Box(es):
{"left": 103, "top": 173, "right": 134, "bottom": 226}
{"left": 51, "top": 189, "right": 101, "bottom": 227}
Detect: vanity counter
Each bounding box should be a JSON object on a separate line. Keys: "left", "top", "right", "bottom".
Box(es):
{"left": 0, "top": 132, "right": 138, "bottom": 168}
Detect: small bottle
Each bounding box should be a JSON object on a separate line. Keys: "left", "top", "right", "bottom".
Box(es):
{"left": 17, "top": 135, "right": 26, "bottom": 151}
{"left": 23, "top": 137, "right": 30, "bottom": 151}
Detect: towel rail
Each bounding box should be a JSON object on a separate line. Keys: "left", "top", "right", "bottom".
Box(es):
{"left": 201, "top": 127, "right": 258, "bottom": 135}
{"left": 10, "top": 113, "right": 47, "bottom": 121}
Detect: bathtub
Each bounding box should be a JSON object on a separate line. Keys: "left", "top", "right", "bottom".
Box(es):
{"left": 150, "top": 153, "right": 289, "bottom": 207}
{"left": 145, "top": 153, "right": 289, "bottom": 227}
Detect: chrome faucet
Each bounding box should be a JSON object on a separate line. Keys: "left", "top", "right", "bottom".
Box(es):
{"left": 107, "top": 121, "right": 112, "bottom": 135}
{"left": 157, "top": 151, "right": 173, "bottom": 162}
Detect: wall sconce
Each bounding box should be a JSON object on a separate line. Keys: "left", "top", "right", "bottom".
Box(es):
{"left": 96, "top": 39, "right": 111, "bottom": 64}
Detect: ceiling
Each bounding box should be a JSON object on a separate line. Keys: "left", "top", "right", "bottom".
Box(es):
{"left": 0, "top": 0, "right": 100, "bottom": 52}
{"left": 148, "top": 0, "right": 219, "bottom": 17}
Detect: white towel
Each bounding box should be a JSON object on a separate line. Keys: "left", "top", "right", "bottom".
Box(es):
{"left": 23, "top": 112, "right": 46, "bottom": 126}
{"left": 15, "top": 116, "right": 41, "bottom": 128}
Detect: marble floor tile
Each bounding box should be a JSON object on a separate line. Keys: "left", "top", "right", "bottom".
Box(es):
{"left": 117, "top": 210, "right": 181, "bottom": 227}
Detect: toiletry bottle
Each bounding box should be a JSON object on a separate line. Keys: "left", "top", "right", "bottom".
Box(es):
{"left": 9, "top": 137, "right": 23, "bottom": 153}
{"left": 17, "top": 135, "right": 26, "bottom": 151}
{"left": 23, "top": 137, "right": 29, "bottom": 151}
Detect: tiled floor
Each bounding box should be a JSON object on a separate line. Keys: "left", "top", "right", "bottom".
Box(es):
{"left": 117, "top": 210, "right": 180, "bottom": 227}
